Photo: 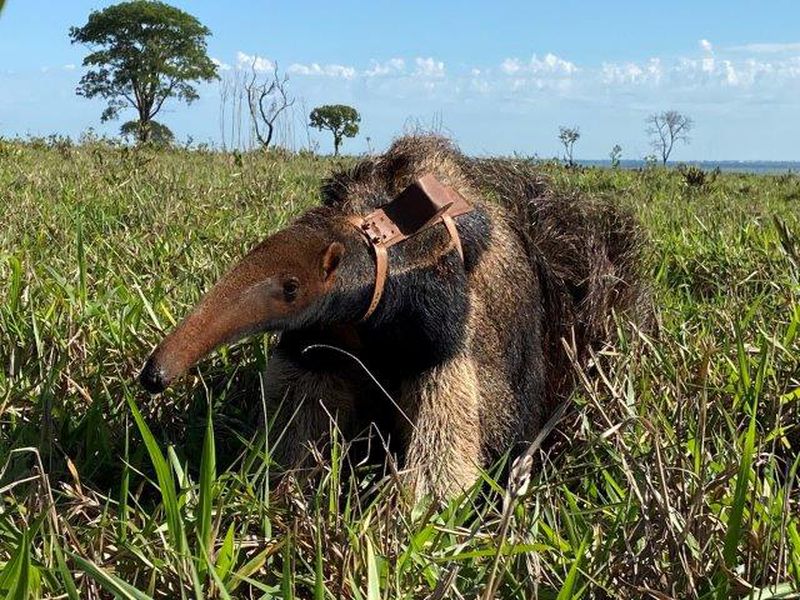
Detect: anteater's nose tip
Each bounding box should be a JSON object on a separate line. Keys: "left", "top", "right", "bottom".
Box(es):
{"left": 139, "top": 357, "right": 168, "bottom": 394}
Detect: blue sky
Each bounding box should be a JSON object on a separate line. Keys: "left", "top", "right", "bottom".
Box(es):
{"left": 1, "top": 1, "right": 799, "bottom": 160}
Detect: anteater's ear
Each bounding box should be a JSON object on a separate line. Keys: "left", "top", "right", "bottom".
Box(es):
{"left": 321, "top": 241, "right": 344, "bottom": 282}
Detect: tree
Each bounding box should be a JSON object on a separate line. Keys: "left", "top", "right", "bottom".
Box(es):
{"left": 558, "top": 126, "right": 580, "bottom": 166}
{"left": 120, "top": 119, "right": 174, "bottom": 146}
{"left": 646, "top": 110, "right": 693, "bottom": 165}
{"left": 309, "top": 104, "right": 360, "bottom": 156}
{"left": 245, "top": 60, "right": 295, "bottom": 150}
{"left": 69, "top": 1, "right": 218, "bottom": 144}
{"left": 609, "top": 144, "right": 622, "bottom": 169}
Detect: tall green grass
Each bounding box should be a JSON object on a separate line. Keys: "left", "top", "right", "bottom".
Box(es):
{"left": 0, "top": 137, "right": 798, "bottom": 598}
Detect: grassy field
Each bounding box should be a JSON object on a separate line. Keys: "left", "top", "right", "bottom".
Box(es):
{"left": 1, "top": 136, "right": 799, "bottom": 599}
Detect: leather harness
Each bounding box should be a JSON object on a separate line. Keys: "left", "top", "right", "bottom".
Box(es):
{"left": 348, "top": 174, "right": 474, "bottom": 321}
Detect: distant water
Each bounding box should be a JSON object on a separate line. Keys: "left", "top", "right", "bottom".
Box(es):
{"left": 576, "top": 159, "right": 800, "bottom": 174}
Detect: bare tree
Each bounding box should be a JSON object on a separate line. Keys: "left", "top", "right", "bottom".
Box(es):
{"left": 245, "top": 60, "right": 295, "bottom": 150}
{"left": 218, "top": 71, "right": 231, "bottom": 150}
{"left": 646, "top": 110, "right": 693, "bottom": 165}
{"left": 218, "top": 69, "right": 248, "bottom": 150}
{"left": 558, "top": 126, "right": 580, "bottom": 166}
{"left": 297, "top": 97, "right": 318, "bottom": 153}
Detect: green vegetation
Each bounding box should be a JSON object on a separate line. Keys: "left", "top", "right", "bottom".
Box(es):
{"left": 1, "top": 138, "right": 798, "bottom": 598}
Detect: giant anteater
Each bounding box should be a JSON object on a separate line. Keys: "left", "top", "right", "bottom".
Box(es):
{"left": 140, "top": 135, "right": 643, "bottom": 499}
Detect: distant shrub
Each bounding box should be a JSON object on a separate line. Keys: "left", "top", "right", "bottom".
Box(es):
{"left": 678, "top": 164, "right": 708, "bottom": 188}
{"left": 0, "top": 138, "right": 20, "bottom": 160}
{"left": 12, "top": 134, "right": 74, "bottom": 157}
{"left": 265, "top": 145, "right": 294, "bottom": 161}
{"left": 783, "top": 185, "right": 800, "bottom": 202}
{"left": 232, "top": 149, "right": 244, "bottom": 168}
{"left": 643, "top": 154, "right": 659, "bottom": 170}
{"left": 48, "top": 134, "right": 74, "bottom": 158}
{"left": 193, "top": 142, "right": 214, "bottom": 154}
{"left": 77, "top": 128, "right": 123, "bottom": 150}
{"left": 121, "top": 120, "right": 174, "bottom": 148}
{"left": 678, "top": 164, "right": 719, "bottom": 190}
{"left": 297, "top": 147, "right": 317, "bottom": 160}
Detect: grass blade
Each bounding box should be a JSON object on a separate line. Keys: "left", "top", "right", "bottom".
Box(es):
{"left": 365, "top": 536, "right": 380, "bottom": 600}
{"left": 197, "top": 406, "right": 216, "bottom": 564}
{"left": 68, "top": 551, "right": 154, "bottom": 600}
{"left": 53, "top": 543, "right": 80, "bottom": 600}
{"left": 126, "top": 394, "right": 185, "bottom": 554}
{"left": 282, "top": 532, "right": 295, "bottom": 600}
{"left": 723, "top": 394, "right": 757, "bottom": 566}
{"left": 199, "top": 541, "right": 232, "bottom": 600}
{"left": 215, "top": 523, "right": 236, "bottom": 582}
{"left": 315, "top": 512, "right": 325, "bottom": 600}
{"left": 557, "top": 536, "right": 588, "bottom": 600}
{"left": 229, "top": 546, "right": 274, "bottom": 593}
{"left": 715, "top": 386, "right": 758, "bottom": 599}
{"left": 3, "top": 255, "right": 23, "bottom": 313}
{"left": 1, "top": 529, "right": 30, "bottom": 600}
{"left": 787, "top": 523, "right": 800, "bottom": 586}
{"left": 76, "top": 216, "right": 87, "bottom": 310}
{"left": 119, "top": 416, "right": 130, "bottom": 544}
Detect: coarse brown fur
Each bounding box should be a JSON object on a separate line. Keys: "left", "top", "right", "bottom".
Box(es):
{"left": 140, "top": 134, "right": 645, "bottom": 500}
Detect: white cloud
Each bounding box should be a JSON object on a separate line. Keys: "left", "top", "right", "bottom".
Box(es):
{"left": 495, "top": 53, "right": 579, "bottom": 98}
{"left": 365, "top": 58, "right": 405, "bottom": 77}
{"left": 722, "top": 60, "right": 739, "bottom": 85}
{"left": 728, "top": 57, "right": 800, "bottom": 86}
{"left": 603, "top": 50, "right": 800, "bottom": 91}
{"left": 288, "top": 62, "right": 356, "bottom": 79}
{"left": 601, "top": 58, "right": 662, "bottom": 85}
{"left": 730, "top": 42, "right": 800, "bottom": 54}
{"left": 500, "top": 53, "right": 578, "bottom": 76}
{"left": 217, "top": 42, "right": 800, "bottom": 104}
{"left": 414, "top": 57, "right": 445, "bottom": 78}
{"left": 63, "top": 64, "right": 76, "bottom": 71}
{"left": 500, "top": 58, "right": 522, "bottom": 75}
{"left": 536, "top": 53, "right": 578, "bottom": 75}
{"left": 469, "top": 68, "right": 490, "bottom": 93}
{"left": 236, "top": 51, "right": 274, "bottom": 73}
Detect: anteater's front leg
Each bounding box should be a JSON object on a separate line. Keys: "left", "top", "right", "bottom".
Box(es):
{"left": 400, "top": 353, "right": 483, "bottom": 500}
{"left": 262, "top": 349, "right": 357, "bottom": 470}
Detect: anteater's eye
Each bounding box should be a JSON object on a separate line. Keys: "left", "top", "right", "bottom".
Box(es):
{"left": 283, "top": 278, "right": 299, "bottom": 302}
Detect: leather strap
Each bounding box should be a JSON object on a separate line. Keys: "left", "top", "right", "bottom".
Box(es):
{"left": 441, "top": 213, "right": 463, "bottom": 260}
{"left": 348, "top": 174, "right": 474, "bottom": 321}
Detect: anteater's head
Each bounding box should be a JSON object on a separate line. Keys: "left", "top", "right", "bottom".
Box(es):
{"left": 139, "top": 145, "right": 480, "bottom": 395}
{"left": 139, "top": 219, "right": 364, "bottom": 394}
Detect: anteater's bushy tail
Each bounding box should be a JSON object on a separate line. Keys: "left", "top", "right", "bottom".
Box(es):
{"left": 462, "top": 157, "right": 646, "bottom": 397}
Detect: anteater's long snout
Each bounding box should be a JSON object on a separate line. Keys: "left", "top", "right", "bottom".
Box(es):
{"left": 137, "top": 290, "right": 252, "bottom": 395}
{"left": 137, "top": 243, "right": 282, "bottom": 395}
{"left": 137, "top": 228, "right": 344, "bottom": 394}
{"left": 139, "top": 356, "right": 169, "bottom": 394}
